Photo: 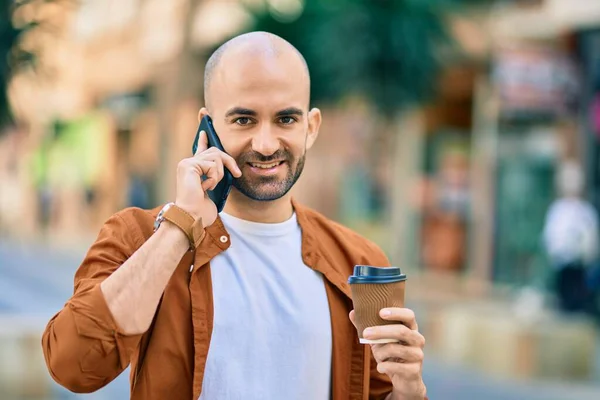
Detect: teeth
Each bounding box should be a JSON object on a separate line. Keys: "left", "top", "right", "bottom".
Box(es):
{"left": 251, "top": 162, "right": 280, "bottom": 169}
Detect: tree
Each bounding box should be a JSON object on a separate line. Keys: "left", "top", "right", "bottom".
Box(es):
{"left": 233, "top": 0, "right": 489, "bottom": 117}
{"left": 0, "top": 1, "right": 28, "bottom": 129}
{"left": 0, "top": 0, "right": 64, "bottom": 133}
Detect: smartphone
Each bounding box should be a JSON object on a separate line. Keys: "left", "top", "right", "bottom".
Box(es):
{"left": 192, "top": 116, "right": 234, "bottom": 213}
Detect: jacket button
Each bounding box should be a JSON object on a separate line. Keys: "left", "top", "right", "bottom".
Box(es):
{"left": 220, "top": 236, "right": 228, "bottom": 243}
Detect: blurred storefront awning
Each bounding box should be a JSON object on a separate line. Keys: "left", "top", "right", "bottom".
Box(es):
{"left": 491, "top": 0, "right": 600, "bottom": 42}
{"left": 547, "top": 0, "right": 600, "bottom": 31}
{"left": 492, "top": 46, "right": 580, "bottom": 120}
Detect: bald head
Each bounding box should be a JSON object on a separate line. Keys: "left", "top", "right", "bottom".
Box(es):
{"left": 196, "top": 32, "right": 322, "bottom": 205}
{"left": 203, "top": 32, "right": 310, "bottom": 109}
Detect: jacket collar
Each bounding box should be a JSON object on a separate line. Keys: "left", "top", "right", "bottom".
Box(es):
{"left": 293, "top": 199, "right": 352, "bottom": 299}
{"left": 201, "top": 198, "right": 352, "bottom": 299}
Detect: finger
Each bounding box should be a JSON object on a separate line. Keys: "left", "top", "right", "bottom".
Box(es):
{"left": 363, "top": 324, "right": 424, "bottom": 347}
{"left": 199, "top": 147, "right": 242, "bottom": 178}
{"left": 201, "top": 178, "right": 217, "bottom": 192}
{"left": 211, "top": 156, "right": 224, "bottom": 187}
{"left": 379, "top": 308, "right": 418, "bottom": 330}
{"left": 207, "top": 150, "right": 239, "bottom": 179}
{"left": 195, "top": 130, "right": 209, "bottom": 155}
{"left": 220, "top": 152, "right": 242, "bottom": 177}
{"left": 196, "top": 160, "right": 218, "bottom": 191}
{"left": 375, "top": 360, "right": 422, "bottom": 380}
{"left": 202, "top": 166, "right": 224, "bottom": 192}
{"left": 197, "top": 153, "right": 225, "bottom": 191}
{"left": 201, "top": 182, "right": 214, "bottom": 192}
{"left": 179, "top": 160, "right": 204, "bottom": 190}
{"left": 349, "top": 310, "right": 356, "bottom": 328}
{"left": 371, "top": 342, "right": 424, "bottom": 364}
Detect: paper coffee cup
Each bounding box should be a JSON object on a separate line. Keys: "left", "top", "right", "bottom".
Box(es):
{"left": 348, "top": 265, "right": 406, "bottom": 344}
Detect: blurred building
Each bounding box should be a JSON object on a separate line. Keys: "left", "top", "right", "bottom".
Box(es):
{"left": 388, "top": 0, "right": 600, "bottom": 292}
{"left": 2, "top": 0, "right": 249, "bottom": 242}
{"left": 1, "top": 0, "right": 600, "bottom": 290}
{"left": 478, "top": 0, "right": 600, "bottom": 288}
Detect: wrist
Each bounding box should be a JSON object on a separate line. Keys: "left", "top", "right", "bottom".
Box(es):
{"left": 154, "top": 202, "right": 205, "bottom": 249}
{"left": 389, "top": 383, "right": 427, "bottom": 400}
{"left": 158, "top": 220, "right": 191, "bottom": 253}
{"left": 174, "top": 202, "right": 201, "bottom": 220}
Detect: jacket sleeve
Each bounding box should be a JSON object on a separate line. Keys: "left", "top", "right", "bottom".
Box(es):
{"left": 41, "top": 212, "right": 145, "bottom": 393}
{"left": 368, "top": 347, "right": 393, "bottom": 399}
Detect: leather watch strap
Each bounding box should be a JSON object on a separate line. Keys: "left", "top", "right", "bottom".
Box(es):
{"left": 163, "top": 205, "right": 205, "bottom": 249}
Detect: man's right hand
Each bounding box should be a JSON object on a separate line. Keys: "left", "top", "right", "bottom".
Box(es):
{"left": 175, "top": 130, "right": 241, "bottom": 227}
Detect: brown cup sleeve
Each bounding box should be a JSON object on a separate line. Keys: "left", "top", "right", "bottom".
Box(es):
{"left": 350, "top": 280, "right": 405, "bottom": 339}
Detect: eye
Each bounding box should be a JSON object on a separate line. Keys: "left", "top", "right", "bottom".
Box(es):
{"left": 234, "top": 117, "right": 253, "bottom": 126}
{"left": 279, "top": 116, "right": 297, "bottom": 125}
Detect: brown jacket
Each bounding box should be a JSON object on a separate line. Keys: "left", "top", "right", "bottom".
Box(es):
{"left": 42, "top": 201, "right": 394, "bottom": 399}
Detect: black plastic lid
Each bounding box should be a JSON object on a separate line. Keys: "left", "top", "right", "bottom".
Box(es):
{"left": 348, "top": 265, "right": 406, "bottom": 284}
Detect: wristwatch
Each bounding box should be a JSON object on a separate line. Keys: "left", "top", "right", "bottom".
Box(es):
{"left": 154, "top": 202, "right": 205, "bottom": 249}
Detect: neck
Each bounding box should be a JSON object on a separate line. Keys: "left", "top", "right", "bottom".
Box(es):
{"left": 223, "top": 190, "right": 294, "bottom": 223}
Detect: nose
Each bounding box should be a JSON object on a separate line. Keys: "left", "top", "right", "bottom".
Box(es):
{"left": 251, "top": 123, "right": 280, "bottom": 156}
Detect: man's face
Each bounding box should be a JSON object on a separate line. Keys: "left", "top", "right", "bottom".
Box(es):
{"left": 202, "top": 50, "right": 320, "bottom": 201}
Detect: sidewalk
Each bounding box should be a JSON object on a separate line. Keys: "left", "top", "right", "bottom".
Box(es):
{"left": 408, "top": 270, "right": 600, "bottom": 396}
{"left": 424, "top": 354, "right": 600, "bottom": 400}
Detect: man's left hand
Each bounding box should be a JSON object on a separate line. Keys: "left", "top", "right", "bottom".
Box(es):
{"left": 350, "top": 308, "right": 427, "bottom": 400}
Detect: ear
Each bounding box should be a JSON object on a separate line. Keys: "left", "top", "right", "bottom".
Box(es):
{"left": 197, "top": 107, "right": 209, "bottom": 122}
{"left": 306, "top": 107, "right": 322, "bottom": 150}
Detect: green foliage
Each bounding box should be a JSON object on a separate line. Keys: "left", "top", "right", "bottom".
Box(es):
{"left": 233, "top": 0, "right": 488, "bottom": 117}
{"left": 0, "top": 0, "right": 48, "bottom": 129}
{"left": 0, "top": 1, "right": 23, "bottom": 127}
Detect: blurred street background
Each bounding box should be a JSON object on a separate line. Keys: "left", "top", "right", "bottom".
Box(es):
{"left": 2, "top": 0, "right": 600, "bottom": 399}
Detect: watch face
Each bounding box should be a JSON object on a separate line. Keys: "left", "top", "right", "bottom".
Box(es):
{"left": 162, "top": 203, "right": 174, "bottom": 215}
{"left": 154, "top": 202, "right": 174, "bottom": 231}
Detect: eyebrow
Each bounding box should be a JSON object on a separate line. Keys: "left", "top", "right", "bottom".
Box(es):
{"left": 275, "top": 107, "right": 304, "bottom": 117}
{"left": 225, "top": 107, "right": 258, "bottom": 118}
{"left": 225, "top": 107, "right": 304, "bottom": 119}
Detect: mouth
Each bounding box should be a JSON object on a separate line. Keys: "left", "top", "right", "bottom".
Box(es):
{"left": 246, "top": 160, "right": 286, "bottom": 175}
{"left": 247, "top": 161, "right": 285, "bottom": 169}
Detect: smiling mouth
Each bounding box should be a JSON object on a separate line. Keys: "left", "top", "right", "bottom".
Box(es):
{"left": 248, "top": 161, "right": 285, "bottom": 169}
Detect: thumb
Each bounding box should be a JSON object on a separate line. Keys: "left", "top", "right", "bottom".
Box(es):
{"left": 349, "top": 310, "right": 356, "bottom": 328}
{"left": 195, "top": 129, "right": 209, "bottom": 155}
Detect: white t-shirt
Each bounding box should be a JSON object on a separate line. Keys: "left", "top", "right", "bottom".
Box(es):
{"left": 543, "top": 197, "right": 599, "bottom": 266}
{"left": 199, "top": 212, "right": 332, "bottom": 400}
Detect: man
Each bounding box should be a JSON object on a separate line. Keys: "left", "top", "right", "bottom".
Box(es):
{"left": 42, "top": 32, "right": 427, "bottom": 400}
{"left": 543, "top": 160, "right": 599, "bottom": 313}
